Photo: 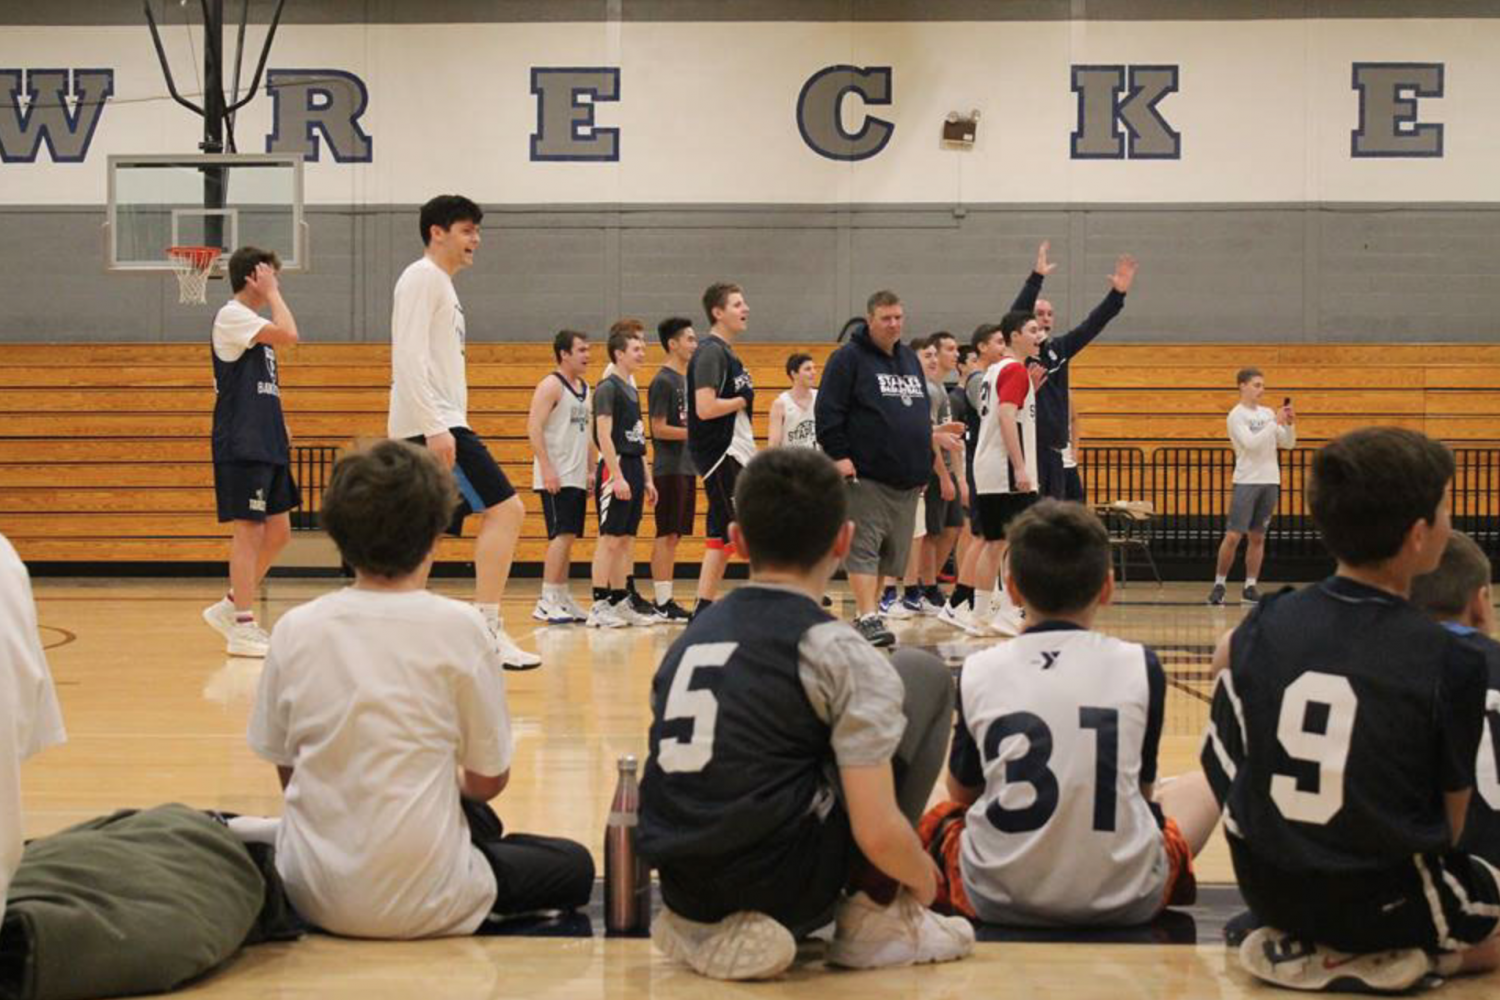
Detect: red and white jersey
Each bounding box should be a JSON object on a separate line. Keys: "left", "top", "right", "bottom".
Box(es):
{"left": 974, "top": 357, "right": 1037, "bottom": 495}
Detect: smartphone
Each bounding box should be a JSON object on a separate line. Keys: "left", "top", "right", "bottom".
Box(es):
{"left": 1283, "top": 397, "right": 1291, "bottom": 407}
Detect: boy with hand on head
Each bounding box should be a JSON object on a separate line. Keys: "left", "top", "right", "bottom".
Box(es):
{"left": 1411, "top": 532, "right": 1500, "bottom": 871}
{"left": 587, "top": 326, "right": 658, "bottom": 628}
{"left": 1203, "top": 428, "right": 1499, "bottom": 992}
{"left": 202, "top": 247, "right": 301, "bottom": 658}
{"left": 640, "top": 447, "right": 974, "bottom": 981}
{"left": 922, "top": 500, "right": 1218, "bottom": 926}
{"left": 248, "top": 440, "right": 592, "bottom": 939}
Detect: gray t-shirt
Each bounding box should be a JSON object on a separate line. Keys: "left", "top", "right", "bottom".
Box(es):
{"left": 930, "top": 378, "right": 953, "bottom": 472}
{"left": 649, "top": 366, "right": 695, "bottom": 476}
{"left": 594, "top": 375, "right": 647, "bottom": 458}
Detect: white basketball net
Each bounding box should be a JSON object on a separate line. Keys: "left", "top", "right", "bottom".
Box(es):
{"left": 167, "top": 247, "right": 221, "bottom": 305}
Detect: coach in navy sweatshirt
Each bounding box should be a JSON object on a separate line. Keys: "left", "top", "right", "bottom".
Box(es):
{"left": 816, "top": 290, "right": 933, "bottom": 647}
{"left": 1010, "top": 242, "right": 1139, "bottom": 499}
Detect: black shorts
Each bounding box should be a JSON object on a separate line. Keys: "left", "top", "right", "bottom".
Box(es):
{"left": 597, "top": 455, "right": 647, "bottom": 537}
{"left": 976, "top": 492, "right": 1039, "bottom": 542}
{"left": 1063, "top": 466, "right": 1086, "bottom": 503}
{"left": 924, "top": 475, "right": 965, "bottom": 535}
{"left": 654, "top": 473, "right": 696, "bottom": 538}
{"left": 703, "top": 456, "right": 743, "bottom": 546}
{"left": 214, "top": 461, "right": 301, "bottom": 523}
{"left": 1037, "top": 446, "right": 1067, "bottom": 500}
{"left": 407, "top": 427, "right": 516, "bottom": 536}
{"left": 1231, "top": 838, "right": 1500, "bottom": 954}
{"left": 539, "top": 487, "right": 587, "bottom": 540}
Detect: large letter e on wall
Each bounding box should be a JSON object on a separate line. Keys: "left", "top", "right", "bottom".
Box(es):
{"left": 531, "top": 68, "right": 621, "bottom": 162}
{"left": 1351, "top": 63, "right": 1444, "bottom": 158}
{"left": 797, "top": 65, "right": 894, "bottom": 162}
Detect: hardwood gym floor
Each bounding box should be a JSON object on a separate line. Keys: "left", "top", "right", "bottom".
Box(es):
{"left": 19, "top": 578, "right": 1495, "bottom": 998}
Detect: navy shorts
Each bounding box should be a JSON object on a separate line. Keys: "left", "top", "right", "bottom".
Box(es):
{"left": 654, "top": 473, "right": 697, "bottom": 538}
{"left": 214, "top": 461, "right": 301, "bottom": 523}
{"left": 976, "top": 492, "right": 1039, "bottom": 542}
{"left": 597, "top": 455, "right": 647, "bottom": 537}
{"left": 407, "top": 427, "right": 517, "bottom": 536}
{"left": 702, "top": 456, "right": 743, "bottom": 546}
{"left": 539, "top": 486, "right": 587, "bottom": 540}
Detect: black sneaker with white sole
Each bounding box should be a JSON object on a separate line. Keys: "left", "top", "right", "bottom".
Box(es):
{"left": 655, "top": 599, "right": 691, "bottom": 623}
{"left": 853, "top": 614, "right": 895, "bottom": 648}
{"left": 1242, "top": 584, "right": 1262, "bottom": 603}
{"left": 1208, "top": 583, "right": 1226, "bottom": 606}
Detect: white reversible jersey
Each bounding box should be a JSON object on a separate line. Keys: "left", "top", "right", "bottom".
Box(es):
{"left": 532, "top": 374, "right": 591, "bottom": 490}
{"left": 973, "top": 357, "right": 1037, "bottom": 495}
{"left": 777, "top": 390, "right": 818, "bottom": 448}
{"left": 954, "top": 626, "right": 1168, "bottom": 926}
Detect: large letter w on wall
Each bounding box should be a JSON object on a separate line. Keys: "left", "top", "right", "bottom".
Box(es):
{"left": 265, "top": 70, "right": 374, "bottom": 163}
{"left": 797, "top": 65, "right": 894, "bottom": 162}
{"left": 0, "top": 69, "right": 114, "bottom": 163}
{"left": 1071, "top": 65, "right": 1180, "bottom": 160}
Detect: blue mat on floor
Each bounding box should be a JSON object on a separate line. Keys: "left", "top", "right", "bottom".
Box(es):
{"left": 477, "top": 881, "right": 1247, "bottom": 944}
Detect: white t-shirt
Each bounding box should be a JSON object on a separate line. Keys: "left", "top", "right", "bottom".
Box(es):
{"left": 248, "top": 587, "right": 513, "bottom": 939}
{"left": 212, "top": 299, "right": 270, "bottom": 362}
{"left": 1228, "top": 404, "right": 1296, "bottom": 485}
{"left": 389, "top": 257, "right": 469, "bottom": 439}
{"left": 0, "top": 534, "right": 67, "bottom": 927}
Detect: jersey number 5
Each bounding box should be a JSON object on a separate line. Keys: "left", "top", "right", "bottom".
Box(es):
{"left": 1270, "top": 672, "right": 1358, "bottom": 825}
{"left": 656, "top": 642, "right": 737, "bottom": 774}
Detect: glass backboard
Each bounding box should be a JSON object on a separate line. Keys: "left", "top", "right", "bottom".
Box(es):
{"left": 106, "top": 154, "right": 306, "bottom": 274}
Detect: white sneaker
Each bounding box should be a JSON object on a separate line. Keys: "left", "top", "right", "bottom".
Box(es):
{"left": 937, "top": 601, "right": 983, "bottom": 636}
{"left": 1238, "top": 927, "right": 1430, "bottom": 993}
{"left": 202, "top": 597, "right": 236, "bottom": 639}
{"left": 559, "top": 594, "right": 589, "bottom": 623}
{"left": 918, "top": 596, "right": 946, "bottom": 617}
{"left": 586, "top": 599, "right": 628, "bottom": 629}
{"left": 989, "top": 606, "right": 1024, "bottom": 637}
{"left": 488, "top": 621, "right": 543, "bottom": 671}
{"left": 884, "top": 598, "right": 915, "bottom": 621}
{"left": 652, "top": 907, "right": 796, "bottom": 981}
{"left": 827, "top": 890, "right": 975, "bottom": 970}
{"left": 613, "top": 598, "right": 660, "bottom": 627}
{"left": 531, "top": 597, "right": 574, "bottom": 625}
{"left": 227, "top": 621, "right": 271, "bottom": 658}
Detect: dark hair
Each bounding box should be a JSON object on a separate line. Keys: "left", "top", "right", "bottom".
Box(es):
{"left": 418, "top": 194, "right": 483, "bottom": 245}
{"left": 785, "top": 352, "right": 814, "bottom": 378}
{"left": 1309, "top": 427, "right": 1454, "bottom": 567}
{"left": 320, "top": 440, "right": 458, "bottom": 578}
{"left": 658, "top": 316, "right": 694, "bottom": 351}
{"left": 929, "top": 331, "right": 957, "bottom": 349}
{"left": 227, "top": 246, "right": 280, "bottom": 293}
{"left": 607, "top": 327, "right": 644, "bottom": 363}
{"left": 999, "top": 310, "right": 1035, "bottom": 345}
{"left": 1007, "top": 500, "right": 1112, "bottom": 616}
{"left": 971, "top": 322, "right": 1002, "bottom": 351}
{"left": 1411, "top": 531, "right": 1492, "bottom": 618}
{"left": 1236, "top": 367, "right": 1264, "bottom": 386}
{"left": 735, "top": 448, "right": 847, "bottom": 571}
{"left": 866, "top": 290, "right": 901, "bottom": 316}
{"left": 957, "top": 344, "right": 978, "bottom": 367}
{"left": 909, "top": 336, "right": 930, "bottom": 353}
{"left": 552, "top": 329, "right": 587, "bottom": 362}
{"left": 702, "top": 282, "right": 743, "bottom": 327}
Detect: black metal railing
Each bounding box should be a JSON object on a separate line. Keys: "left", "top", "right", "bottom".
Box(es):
{"left": 291, "top": 445, "right": 340, "bottom": 530}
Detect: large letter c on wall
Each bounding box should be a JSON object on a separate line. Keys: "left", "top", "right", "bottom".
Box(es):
{"left": 797, "top": 65, "right": 894, "bottom": 162}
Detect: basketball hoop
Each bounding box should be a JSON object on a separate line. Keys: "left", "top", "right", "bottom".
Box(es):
{"left": 167, "top": 245, "right": 222, "bottom": 305}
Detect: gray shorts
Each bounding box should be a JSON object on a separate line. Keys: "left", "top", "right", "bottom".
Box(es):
{"left": 845, "top": 478, "right": 924, "bottom": 577}
{"left": 1228, "top": 483, "right": 1279, "bottom": 534}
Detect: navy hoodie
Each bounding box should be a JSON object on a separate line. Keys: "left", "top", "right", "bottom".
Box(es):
{"left": 815, "top": 325, "right": 933, "bottom": 490}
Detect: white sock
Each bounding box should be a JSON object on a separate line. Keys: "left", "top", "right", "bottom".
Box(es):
{"left": 475, "top": 602, "right": 501, "bottom": 626}
{"left": 543, "top": 583, "right": 564, "bottom": 602}
{"left": 1214, "top": 575, "right": 1227, "bottom": 586}
{"left": 1245, "top": 577, "right": 1258, "bottom": 587}
{"left": 654, "top": 581, "right": 673, "bottom": 605}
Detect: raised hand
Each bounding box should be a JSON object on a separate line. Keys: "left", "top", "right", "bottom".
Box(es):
{"left": 1035, "top": 240, "right": 1058, "bottom": 277}
{"left": 1111, "top": 254, "right": 1138, "bottom": 294}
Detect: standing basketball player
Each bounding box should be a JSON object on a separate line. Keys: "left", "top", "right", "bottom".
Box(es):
{"left": 526, "top": 330, "right": 594, "bottom": 625}
{"left": 1209, "top": 368, "right": 1295, "bottom": 605}
{"left": 647, "top": 318, "right": 698, "bottom": 623}
{"left": 687, "top": 282, "right": 756, "bottom": 617}
{"left": 388, "top": 195, "right": 540, "bottom": 670}
{"left": 201, "top": 249, "right": 302, "bottom": 657}
{"left": 769, "top": 353, "right": 818, "bottom": 448}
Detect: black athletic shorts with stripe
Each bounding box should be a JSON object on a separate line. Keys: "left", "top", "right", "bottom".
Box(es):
{"left": 407, "top": 427, "right": 517, "bottom": 536}
{"left": 539, "top": 486, "right": 587, "bottom": 539}
{"left": 1231, "top": 837, "right": 1500, "bottom": 954}
{"left": 597, "top": 455, "right": 646, "bottom": 537}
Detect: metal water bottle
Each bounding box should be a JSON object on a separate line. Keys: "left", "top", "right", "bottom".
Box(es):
{"left": 604, "top": 754, "right": 651, "bottom": 936}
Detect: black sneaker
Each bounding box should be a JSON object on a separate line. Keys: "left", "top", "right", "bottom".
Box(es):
{"left": 821, "top": 595, "right": 834, "bottom": 608}
{"left": 655, "top": 599, "right": 691, "bottom": 623}
{"left": 628, "top": 590, "right": 659, "bottom": 618}
{"left": 853, "top": 614, "right": 895, "bottom": 648}
{"left": 1207, "top": 583, "right": 1226, "bottom": 606}
{"left": 1242, "top": 584, "right": 1262, "bottom": 603}
{"left": 1223, "top": 909, "right": 1263, "bottom": 948}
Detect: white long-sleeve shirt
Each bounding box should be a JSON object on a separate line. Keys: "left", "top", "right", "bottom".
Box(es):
{"left": 388, "top": 257, "right": 469, "bottom": 438}
{"left": 1228, "top": 403, "right": 1295, "bottom": 485}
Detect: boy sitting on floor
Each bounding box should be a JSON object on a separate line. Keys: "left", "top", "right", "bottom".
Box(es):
{"left": 247, "top": 440, "right": 593, "bottom": 939}
{"left": 922, "top": 499, "right": 1220, "bottom": 926}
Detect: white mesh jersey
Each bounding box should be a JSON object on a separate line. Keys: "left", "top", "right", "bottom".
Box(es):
{"left": 532, "top": 374, "right": 591, "bottom": 490}
{"left": 952, "top": 625, "right": 1168, "bottom": 926}
{"left": 777, "top": 390, "right": 819, "bottom": 449}
{"left": 972, "top": 357, "right": 1037, "bottom": 495}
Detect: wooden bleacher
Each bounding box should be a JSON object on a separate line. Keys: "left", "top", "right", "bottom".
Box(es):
{"left": 1, "top": 342, "right": 1497, "bottom": 564}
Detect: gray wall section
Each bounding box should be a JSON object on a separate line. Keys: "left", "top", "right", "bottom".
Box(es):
{"left": 6, "top": 203, "right": 1500, "bottom": 343}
